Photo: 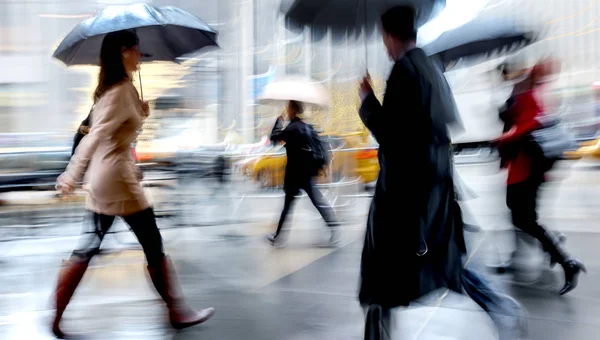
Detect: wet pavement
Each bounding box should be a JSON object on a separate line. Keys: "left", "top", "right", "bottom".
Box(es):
{"left": 1, "top": 160, "right": 600, "bottom": 339}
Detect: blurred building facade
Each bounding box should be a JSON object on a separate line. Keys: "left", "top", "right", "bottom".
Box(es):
{"left": 1, "top": 0, "right": 600, "bottom": 143}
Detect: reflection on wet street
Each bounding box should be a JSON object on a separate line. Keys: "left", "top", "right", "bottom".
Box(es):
{"left": 1, "top": 160, "right": 600, "bottom": 339}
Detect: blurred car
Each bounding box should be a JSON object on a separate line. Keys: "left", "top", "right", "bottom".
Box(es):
{"left": 136, "top": 117, "right": 227, "bottom": 170}
{"left": 135, "top": 135, "right": 180, "bottom": 168}
{"left": 0, "top": 133, "right": 71, "bottom": 192}
{"left": 175, "top": 144, "right": 230, "bottom": 175}
{"left": 174, "top": 136, "right": 273, "bottom": 177}
{"left": 240, "top": 132, "right": 380, "bottom": 188}
{"left": 238, "top": 144, "right": 286, "bottom": 188}
{"left": 563, "top": 138, "right": 600, "bottom": 160}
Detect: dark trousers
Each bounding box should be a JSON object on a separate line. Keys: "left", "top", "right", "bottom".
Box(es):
{"left": 463, "top": 267, "right": 525, "bottom": 340}
{"left": 506, "top": 179, "right": 566, "bottom": 264}
{"left": 274, "top": 177, "right": 337, "bottom": 238}
{"left": 71, "top": 207, "right": 165, "bottom": 267}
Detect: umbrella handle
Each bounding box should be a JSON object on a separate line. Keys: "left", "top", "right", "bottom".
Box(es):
{"left": 138, "top": 69, "right": 144, "bottom": 101}
{"left": 363, "top": 0, "right": 368, "bottom": 72}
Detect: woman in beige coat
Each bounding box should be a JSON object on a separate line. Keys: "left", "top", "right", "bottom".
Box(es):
{"left": 53, "top": 30, "right": 215, "bottom": 338}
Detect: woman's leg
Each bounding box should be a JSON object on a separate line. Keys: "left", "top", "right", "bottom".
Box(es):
{"left": 507, "top": 181, "right": 585, "bottom": 295}
{"left": 122, "top": 208, "right": 215, "bottom": 329}
{"left": 71, "top": 212, "right": 116, "bottom": 260}
{"left": 268, "top": 185, "right": 299, "bottom": 244}
{"left": 52, "top": 211, "right": 114, "bottom": 338}
{"left": 302, "top": 178, "right": 341, "bottom": 245}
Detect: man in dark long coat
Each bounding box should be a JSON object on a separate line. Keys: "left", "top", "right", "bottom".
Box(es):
{"left": 358, "top": 6, "right": 527, "bottom": 340}
{"left": 358, "top": 5, "right": 465, "bottom": 312}
{"left": 359, "top": 5, "right": 463, "bottom": 339}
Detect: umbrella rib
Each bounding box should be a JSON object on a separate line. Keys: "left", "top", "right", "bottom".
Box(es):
{"left": 67, "top": 38, "right": 93, "bottom": 66}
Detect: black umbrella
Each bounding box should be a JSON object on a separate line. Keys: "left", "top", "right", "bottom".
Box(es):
{"left": 282, "top": 0, "right": 446, "bottom": 68}
{"left": 283, "top": 0, "right": 445, "bottom": 39}
{"left": 422, "top": 17, "right": 537, "bottom": 70}
{"left": 53, "top": 3, "right": 218, "bottom": 99}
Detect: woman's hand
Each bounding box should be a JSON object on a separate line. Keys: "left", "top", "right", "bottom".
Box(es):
{"left": 359, "top": 73, "right": 373, "bottom": 97}
{"left": 136, "top": 166, "right": 144, "bottom": 181}
{"left": 141, "top": 101, "right": 150, "bottom": 118}
{"left": 56, "top": 177, "right": 75, "bottom": 196}
{"left": 79, "top": 125, "right": 90, "bottom": 135}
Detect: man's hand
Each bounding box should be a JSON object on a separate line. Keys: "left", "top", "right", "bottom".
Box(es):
{"left": 141, "top": 101, "right": 150, "bottom": 118}
{"left": 359, "top": 73, "right": 373, "bottom": 98}
{"left": 79, "top": 125, "right": 90, "bottom": 135}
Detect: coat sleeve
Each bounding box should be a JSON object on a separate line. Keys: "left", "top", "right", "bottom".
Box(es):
{"left": 359, "top": 64, "right": 418, "bottom": 146}
{"left": 270, "top": 117, "right": 293, "bottom": 143}
{"left": 496, "top": 92, "right": 541, "bottom": 144}
{"left": 359, "top": 93, "right": 386, "bottom": 143}
{"left": 58, "top": 84, "right": 132, "bottom": 186}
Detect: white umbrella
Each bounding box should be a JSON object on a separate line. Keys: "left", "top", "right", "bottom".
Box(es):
{"left": 258, "top": 77, "right": 331, "bottom": 108}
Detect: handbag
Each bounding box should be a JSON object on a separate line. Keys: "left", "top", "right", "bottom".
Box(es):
{"left": 530, "top": 115, "right": 577, "bottom": 159}
{"left": 303, "top": 124, "right": 330, "bottom": 176}
{"left": 71, "top": 106, "right": 94, "bottom": 156}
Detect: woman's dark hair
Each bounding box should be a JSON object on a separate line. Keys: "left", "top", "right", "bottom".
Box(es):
{"left": 289, "top": 100, "right": 304, "bottom": 115}
{"left": 381, "top": 6, "right": 417, "bottom": 41}
{"left": 93, "top": 29, "right": 139, "bottom": 102}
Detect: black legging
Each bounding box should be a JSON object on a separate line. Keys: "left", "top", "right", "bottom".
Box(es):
{"left": 71, "top": 207, "right": 165, "bottom": 267}
{"left": 274, "top": 177, "right": 338, "bottom": 238}
{"left": 506, "top": 179, "right": 567, "bottom": 264}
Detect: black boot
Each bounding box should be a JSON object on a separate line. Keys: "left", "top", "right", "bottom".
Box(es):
{"left": 559, "top": 258, "right": 586, "bottom": 296}
{"left": 548, "top": 231, "right": 567, "bottom": 268}
{"left": 539, "top": 231, "right": 586, "bottom": 295}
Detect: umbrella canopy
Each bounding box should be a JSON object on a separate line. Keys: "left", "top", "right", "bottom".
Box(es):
{"left": 422, "top": 17, "right": 537, "bottom": 69}
{"left": 282, "top": 0, "right": 446, "bottom": 40}
{"left": 53, "top": 3, "right": 218, "bottom": 66}
{"left": 259, "top": 77, "right": 331, "bottom": 108}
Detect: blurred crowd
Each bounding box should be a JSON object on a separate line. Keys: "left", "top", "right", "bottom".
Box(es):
{"left": 2, "top": 1, "right": 600, "bottom": 340}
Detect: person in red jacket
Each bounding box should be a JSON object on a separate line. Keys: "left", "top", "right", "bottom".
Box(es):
{"left": 494, "top": 61, "right": 585, "bottom": 295}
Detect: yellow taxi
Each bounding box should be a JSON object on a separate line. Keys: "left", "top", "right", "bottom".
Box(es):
{"left": 563, "top": 138, "right": 600, "bottom": 160}
{"left": 243, "top": 131, "right": 379, "bottom": 188}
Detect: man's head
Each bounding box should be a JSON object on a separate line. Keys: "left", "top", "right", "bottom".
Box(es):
{"left": 381, "top": 6, "right": 417, "bottom": 60}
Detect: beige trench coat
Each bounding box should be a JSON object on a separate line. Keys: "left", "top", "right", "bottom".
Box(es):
{"left": 58, "top": 81, "right": 149, "bottom": 216}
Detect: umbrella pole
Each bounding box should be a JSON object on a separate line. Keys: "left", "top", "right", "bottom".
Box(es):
{"left": 363, "top": 0, "right": 368, "bottom": 72}
{"left": 138, "top": 69, "right": 144, "bottom": 101}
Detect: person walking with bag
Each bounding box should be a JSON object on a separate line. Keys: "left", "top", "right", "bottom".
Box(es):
{"left": 493, "top": 60, "right": 585, "bottom": 295}
{"left": 266, "top": 100, "right": 340, "bottom": 247}
{"left": 52, "top": 29, "right": 214, "bottom": 338}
